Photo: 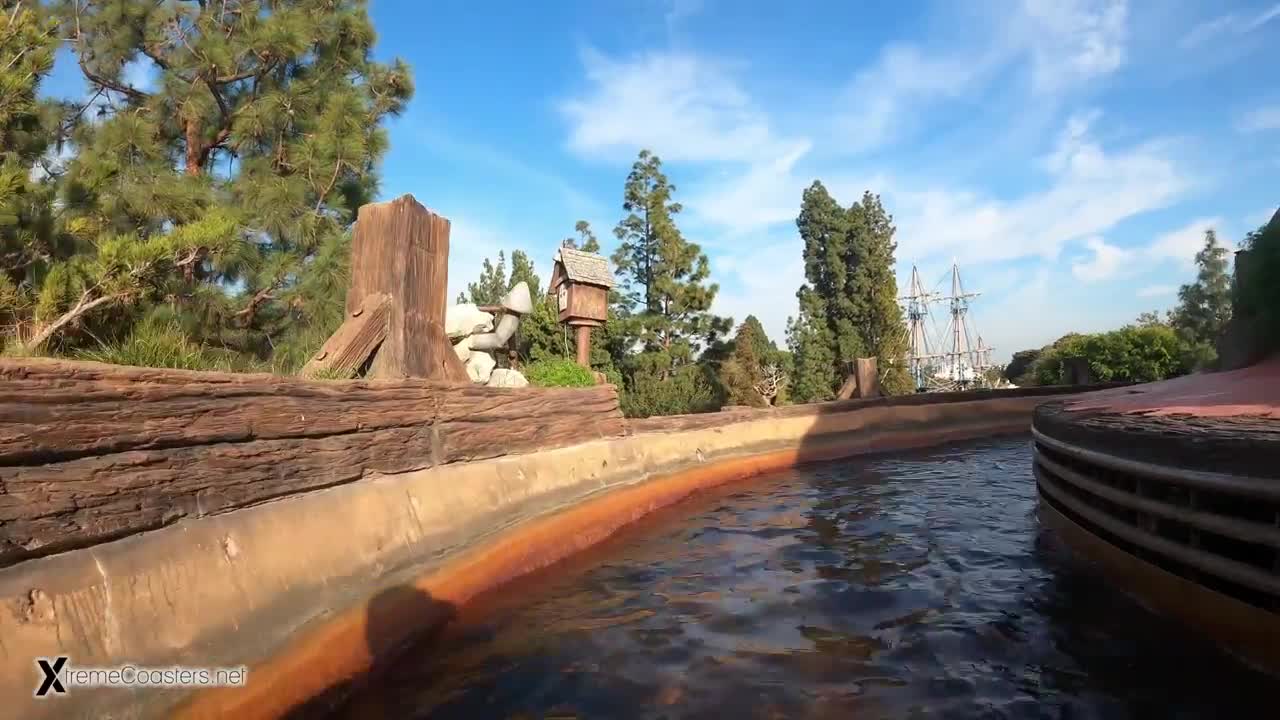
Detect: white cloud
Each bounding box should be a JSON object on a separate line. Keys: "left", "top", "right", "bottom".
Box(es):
{"left": 1137, "top": 284, "right": 1176, "bottom": 298}
{"left": 1180, "top": 3, "right": 1280, "bottom": 48}
{"left": 889, "top": 111, "right": 1188, "bottom": 266}
{"left": 560, "top": 49, "right": 798, "bottom": 164}
{"left": 1145, "top": 216, "right": 1224, "bottom": 266}
{"left": 1016, "top": 0, "right": 1128, "bottom": 92}
{"left": 685, "top": 141, "right": 814, "bottom": 234}
{"left": 1237, "top": 105, "right": 1280, "bottom": 133}
{"left": 831, "top": 0, "right": 1128, "bottom": 154}
{"left": 834, "top": 45, "right": 986, "bottom": 153}
{"left": 1071, "top": 236, "right": 1130, "bottom": 281}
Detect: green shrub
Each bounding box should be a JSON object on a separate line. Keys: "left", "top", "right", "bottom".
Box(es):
{"left": 524, "top": 358, "right": 596, "bottom": 388}
{"left": 620, "top": 364, "right": 722, "bottom": 418}
{"left": 77, "top": 317, "right": 238, "bottom": 371}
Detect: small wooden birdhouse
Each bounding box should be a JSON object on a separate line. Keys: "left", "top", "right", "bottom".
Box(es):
{"left": 548, "top": 247, "right": 614, "bottom": 327}
{"left": 548, "top": 247, "right": 614, "bottom": 366}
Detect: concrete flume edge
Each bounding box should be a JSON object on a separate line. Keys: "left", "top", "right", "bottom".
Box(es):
{"left": 2, "top": 393, "right": 1066, "bottom": 719}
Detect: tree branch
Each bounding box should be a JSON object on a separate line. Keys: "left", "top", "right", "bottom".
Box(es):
{"left": 76, "top": 56, "right": 148, "bottom": 101}
{"left": 23, "top": 290, "right": 131, "bottom": 352}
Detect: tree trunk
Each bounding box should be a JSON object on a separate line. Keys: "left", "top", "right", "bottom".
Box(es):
{"left": 184, "top": 120, "right": 204, "bottom": 176}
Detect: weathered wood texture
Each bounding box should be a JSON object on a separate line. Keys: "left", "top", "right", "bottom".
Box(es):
{"left": 298, "top": 293, "right": 391, "bottom": 379}
{"left": 0, "top": 358, "right": 624, "bottom": 567}
{"left": 575, "top": 325, "right": 591, "bottom": 366}
{"left": 347, "top": 195, "right": 468, "bottom": 382}
{"left": 855, "top": 357, "right": 880, "bottom": 399}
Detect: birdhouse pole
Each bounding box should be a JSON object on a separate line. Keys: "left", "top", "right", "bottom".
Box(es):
{"left": 575, "top": 325, "right": 592, "bottom": 367}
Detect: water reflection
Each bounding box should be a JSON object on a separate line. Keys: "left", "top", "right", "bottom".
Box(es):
{"left": 338, "top": 437, "right": 1278, "bottom": 719}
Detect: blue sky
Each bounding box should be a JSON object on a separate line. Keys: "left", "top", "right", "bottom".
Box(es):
{"left": 45, "top": 0, "right": 1280, "bottom": 362}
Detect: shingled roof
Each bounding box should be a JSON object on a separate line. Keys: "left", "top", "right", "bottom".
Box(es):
{"left": 554, "top": 247, "right": 615, "bottom": 288}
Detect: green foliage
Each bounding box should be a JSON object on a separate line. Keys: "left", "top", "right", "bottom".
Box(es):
{"left": 718, "top": 315, "right": 790, "bottom": 406}
{"left": 620, "top": 363, "right": 720, "bottom": 419}
{"left": 524, "top": 358, "right": 596, "bottom": 388}
{"left": 790, "top": 181, "right": 910, "bottom": 399}
{"left": 1004, "top": 348, "right": 1041, "bottom": 383}
{"left": 1169, "top": 229, "right": 1232, "bottom": 370}
{"left": 7, "top": 0, "right": 410, "bottom": 366}
{"left": 786, "top": 289, "right": 837, "bottom": 403}
{"left": 720, "top": 319, "right": 766, "bottom": 407}
{"left": 1, "top": 1, "right": 66, "bottom": 333}
{"left": 611, "top": 150, "right": 729, "bottom": 367}
{"left": 1237, "top": 211, "right": 1280, "bottom": 351}
{"left": 1024, "top": 326, "right": 1189, "bottom": 385}
{"left": 458, "top": 251, "right": 508, "bottom": 305}
{"left": 457, "top": 247, "right": 566, "bottom": 364}
{"left": 562, "top": 220, "right": 600, "bottom": 253}
{"left": 77, "top": 315, "right": 237, "bottom": 371}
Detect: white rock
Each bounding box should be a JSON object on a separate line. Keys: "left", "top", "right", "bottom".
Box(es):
{"left": 486, "top": 368, "right": 529, "bottom": 388}
{"left": 445, "top": 303, "right": 493, "bottom": 339}
{"left": 465, "top": 350, "right": 496, "bottom": 383}
{"left": 451, "top": 335, "right": 472, "bottom": 362}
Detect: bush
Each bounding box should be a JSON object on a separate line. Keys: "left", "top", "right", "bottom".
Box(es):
{"left": 620, "top": 364, "right": 721, "bottom": 418}
{"left": 1025, "top": 325, "right": 1188, "bottom": 385}
{"left": 76, "top": 317, "right": 240, "bottom": 371}
{"left": 524, "top": 358, "right": 596, "bottom": 388}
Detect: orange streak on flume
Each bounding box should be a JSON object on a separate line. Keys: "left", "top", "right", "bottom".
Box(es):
{"left": 174, "top": 423, "right": 1014, "bottom": 720}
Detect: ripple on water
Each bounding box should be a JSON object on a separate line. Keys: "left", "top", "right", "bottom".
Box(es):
{"left": 337, "top": 436, "right": 1280, "bottom": 720}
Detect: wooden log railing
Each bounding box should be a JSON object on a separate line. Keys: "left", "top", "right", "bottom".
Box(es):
{"left": 0, "top": 358, "right": 625, "bottom": 568}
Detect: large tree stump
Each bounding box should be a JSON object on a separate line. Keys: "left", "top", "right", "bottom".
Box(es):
{"left": 347, "top": 195, "right": 468, "bottom": 382}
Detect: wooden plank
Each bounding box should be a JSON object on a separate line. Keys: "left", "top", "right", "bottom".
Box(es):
{"left": 0, "top": 358, "right": 625, "bottom": 567}
{"left": 346, "top": 196, "right": 468, "bottom": 382}
{"left": 298, "top": 293, "right": 392, "bottom": 379}
{"left": 855, "top": 357, "right": 880, "bottom": 399}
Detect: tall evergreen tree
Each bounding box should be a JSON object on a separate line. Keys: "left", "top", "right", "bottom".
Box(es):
{"left": 792, "top": 181, "right": 909, "bottom": 396}
{"left": 1170, "top": 228, "right": 1232, "bottom": 368}
{"left": 611, "top": 149, "right": 728, "bottom": 370}
{"left": 797, "top": 180, "right": 857, "bottom": 366}
{"left": 846, "top": 191, "right": 910, "bottom": 393}
{"left": 29, "top": 0, "right": 411, "bottom": 367}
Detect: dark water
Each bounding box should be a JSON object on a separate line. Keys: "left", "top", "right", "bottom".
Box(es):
{"left": 341, "top": 436, "right": 1278, "bottom": 719}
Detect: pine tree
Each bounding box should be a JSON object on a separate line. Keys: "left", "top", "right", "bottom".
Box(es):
{"left": 720, "top": 317, "right": 767, "bottom": 407}
{"left": 611, "top": 149, "right": 728, "bottom": 370}
{"left": 786, "top": 288, "right": 836, "bottom": 403}
{"left": 1170, "top": 228, "right": 1232, "bottom": 368}
{"left": 846, "top": 191, "right": 910, "bottom": 393}
{"left": 31, "top": 0, "right": 411, "bottom": 368}
{"left": 1, "top": 1, "right": 71, "bottom": 345}
{"left": 563, "top": 220, "right": 600, "bottom": 253}
{"left": 793, "top": 181, "right": 909, "bottom": 396}
{"left": 459, "top": 252, "right": 508, "bottom": 305}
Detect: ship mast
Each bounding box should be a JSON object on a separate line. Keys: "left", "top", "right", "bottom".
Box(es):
{"left": 901, "top": 262, "right": 995, "bottom": 392}
{"left": 900, "top": 265, "right": 941, "bottom": 391}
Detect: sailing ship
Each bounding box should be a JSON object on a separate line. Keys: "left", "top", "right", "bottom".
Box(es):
{"left": 900, "top": 263, "right": 998, "bottom": 392}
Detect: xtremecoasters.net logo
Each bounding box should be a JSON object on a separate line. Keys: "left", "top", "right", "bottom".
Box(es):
{"left": 34, "top": 657, "right": 248, "bottom": 697}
